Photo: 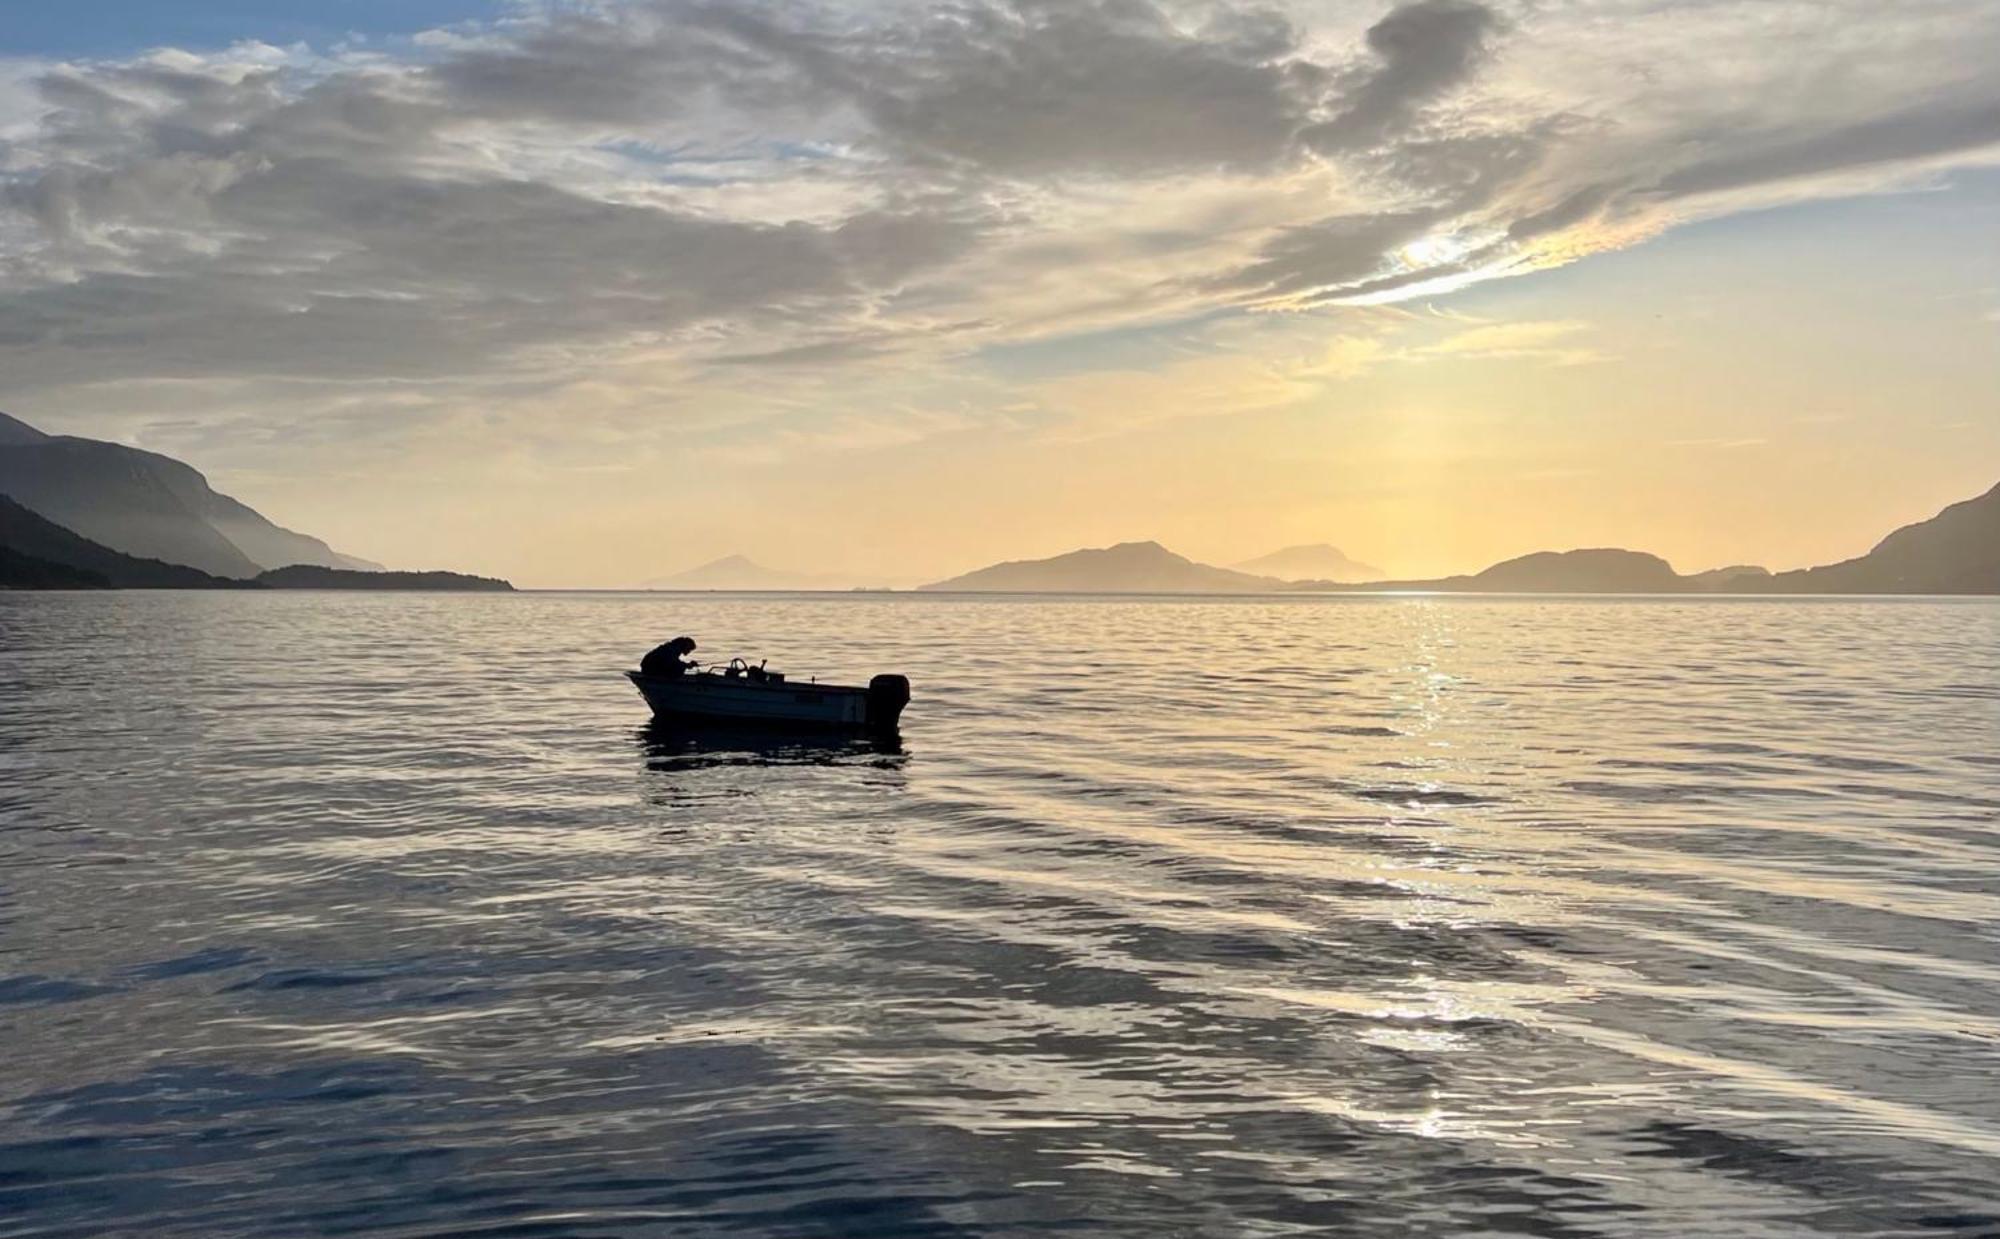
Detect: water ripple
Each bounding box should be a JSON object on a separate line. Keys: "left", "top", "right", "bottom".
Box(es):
{"left": 1, "top": 592, "right": 1997, "bottom": 1236}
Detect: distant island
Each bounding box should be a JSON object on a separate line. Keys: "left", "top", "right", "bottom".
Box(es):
{"left": 0, "top": 411, "right": 511, "bottom": 592}
{"left": 920, "top": 541, "right": 1284, "bottom": 593}
{"left": 921, "top": 480, "right": 2000, "bottom": 596}
{"left": 1300, "top": 548, "right": 1701, "bottom": 593}
{"left": 257, "top": 566, "right": 514, "bottom": 592}
{"left": 1283, "top": 549, "right": 1771, "bottom": 593}
{"left": 1231, "top": 544, "right": 1384, "bottom": 583}
{"left": 646, "top": 554, "right": 855, "bottom": 591}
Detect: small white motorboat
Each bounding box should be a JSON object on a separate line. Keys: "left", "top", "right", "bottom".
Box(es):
{"left": 626, "top": 638, "right": 909, "bottom": 732}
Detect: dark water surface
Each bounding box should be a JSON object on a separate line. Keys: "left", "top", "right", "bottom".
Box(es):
{"left": 3, "top": 592, "right": 1999, "bottom": 1237}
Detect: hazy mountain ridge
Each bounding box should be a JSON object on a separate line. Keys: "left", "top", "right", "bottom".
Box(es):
{"left": 922, "top": 541, "right": 1284, "bottom": 593}
{"left": 0, "top": 412, "right": 378, "bottom": 578}
{"left": 8, "top": 397, "right": 1993, "bottom": 595}
{"left": 926, "top": 481, "right": 2000, "bottom": 595}
{"left": 1232, "top": 544, "right": 1384, "bottom": 583}
{"left": 2, "top": 492, "right": 511, "bottom": 591}
{"left": 0, "top": 493, "right": 242, "bottom": 589}
{"left": 923, "top": 541, "right": 1699, "bottom": 595}
{"left": 646, "top": 554, "right": 861, "bottom": 591}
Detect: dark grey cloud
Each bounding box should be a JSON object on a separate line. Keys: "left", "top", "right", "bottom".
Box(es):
{"left": 430, "top": 4, "right": 832, "bottom": 126}
{"left": 0, "top": 172, "right": 983, "bottom": 389}
{"left": 1653, "top": 94, "right": 2000, "bottom": 199}
{"left": 1205, "top": 209, "right": 1443, "bottom": 300}
{"left": 429, "top": 0, "right": 1344, "bottom": 177}
{"left": 1302, "top": 0, "right": 1502, "bottom": 154}
{"left": 1505, "top": 183, "right": 1615, "bottom": 242}
{"left": 1485, "top": 91, "right": 2000, "bottom": 258}
{"left": 835, "top": 0, "right": 1325, "bottom": 176}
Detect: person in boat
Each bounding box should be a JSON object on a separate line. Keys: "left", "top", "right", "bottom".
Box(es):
{"left": 640, "top": 636, "right": 698, "bottom": 678}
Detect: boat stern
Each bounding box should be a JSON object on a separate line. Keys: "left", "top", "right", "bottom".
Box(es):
{"left": 866, "top": 674, "right": 911, "bottom": 731}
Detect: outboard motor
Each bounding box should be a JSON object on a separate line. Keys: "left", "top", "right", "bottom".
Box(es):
{"left": 867, "top": 674, "right": 911, "bottom": 731}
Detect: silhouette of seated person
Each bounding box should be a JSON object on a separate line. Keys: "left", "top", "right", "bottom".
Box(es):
{"left": 641, "top": 636, "right": 698, "bottom": 678}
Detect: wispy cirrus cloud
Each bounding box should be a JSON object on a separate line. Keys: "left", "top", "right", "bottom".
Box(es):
{"left": 1412, "top": 318, "right": 1603, "bottom": 365}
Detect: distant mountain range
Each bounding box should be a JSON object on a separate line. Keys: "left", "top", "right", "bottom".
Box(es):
{"left": 0, "top": 411, "right": 376, "bottom": 578}
{"left": 1, "top": 494, "right": 507, "bottom": 592}
{"left": 920, "top": 481, "right": 2000, "bottom": 595}
{"left": 1, "top": 411, "right": 510, "bottom": 592}
{"left": 1231, "top": 544, "right": 1384, "bottom": 582}
{"left": 1309, "top": 548, "right": 1716, "bottom": 593}
{"left": 0, "top": 494, "right": 240, "bottom": 589}
{"left": 8, "top": 401, "right": 1995, "bottom": 597}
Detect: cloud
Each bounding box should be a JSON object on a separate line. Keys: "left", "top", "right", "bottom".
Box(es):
{"left": 428, "top": 0, "right": 1335, "bottom": 177}
{"left": 1, "top": 0, "right": 1998, "bottom": 461}
{"left": 1667, "top": 437, "right": 1770, "bottom": 450}
{"left": 1652, "top": 95, "right": 2000, "bottom": 200}
{"left": 1310, "top": 334, "right": 1392, "bottom": 380}
{"left": 1412, "top": 318, "right": 1603, "bottom": 365}
{"left": 1206, "top": 208, "right": 1445, "bottom": 302}
{"left": 0, "top": 35, "right": 993, "bottom": 394}
{"left": 1027, "top": 349, "right": 1320, "bottom": 440}
{"left": 1300, "top": 0, "right": 1503, "bottom": 155}
{"left": 819, "top": 0, "right": 1330, "bottom": 176}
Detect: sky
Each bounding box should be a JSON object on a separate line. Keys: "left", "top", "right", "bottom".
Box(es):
{"left": 0, "top": 0, "right": 1996, "bottom": 587}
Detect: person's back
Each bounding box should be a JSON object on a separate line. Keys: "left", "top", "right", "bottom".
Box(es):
{"left": 641, "top": 635, "right": 697, "bottom": 677}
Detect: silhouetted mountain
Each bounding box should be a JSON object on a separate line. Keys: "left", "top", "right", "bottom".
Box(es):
{"left": 257, "top": 565, "right": 514, "bottom": 591}
{"left": 1301, "top": 549, "right": 1686, "bottom": 593}
{"left": 922, "top": 541, "right": 1283, "bottom": 593}
{"left": 1232, "top": 544, "right": 1384, "bottom": 582}
{"left": 0, "top": 411, "right": 49, "bottom": 447}
{"left": 1759, "top": 481, "right": 2000, "bottom": 594}
{"left": 1472, "top": 549, "right": 1684, "bottom": 592}
{"left": 0, "top": 493, "right": 240, "bottom": 588}
{"left": 0, "top": 411, "right": 378, "bottom": 578}
{"left": 0, "top": 546, "right": 111, "bottom": 589}
{"left": 207, "top": 494, "right": 382, "bottom": 576}
{"left": 646, "top": 554, "right": 850, "bottom": 590}
{"left": 1293, "top": 479, "right": 2000, "bottom": 594}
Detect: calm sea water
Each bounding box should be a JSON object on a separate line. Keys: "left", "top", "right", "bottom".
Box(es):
{"left": 2, "top": 591, "right": 1999, "bottom": 1238}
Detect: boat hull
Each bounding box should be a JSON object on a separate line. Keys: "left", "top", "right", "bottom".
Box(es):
{"left": 625, "top": 670, "right": 906, "bottom": 731}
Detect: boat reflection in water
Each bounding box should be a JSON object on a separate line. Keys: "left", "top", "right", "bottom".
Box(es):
{"left": 636, "top": 717, "right": 904, "bottom": 772}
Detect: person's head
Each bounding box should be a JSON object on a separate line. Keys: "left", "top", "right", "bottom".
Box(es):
{"left": 666, "top": 636, "right": 697, "bottom": 658}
